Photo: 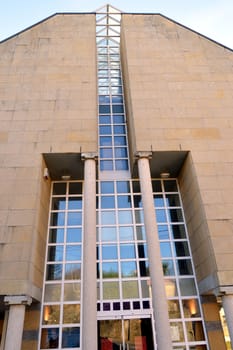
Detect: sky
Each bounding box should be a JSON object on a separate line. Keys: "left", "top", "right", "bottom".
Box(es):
{"left": 0, "top": 0, "right": 233, "bottom": 49}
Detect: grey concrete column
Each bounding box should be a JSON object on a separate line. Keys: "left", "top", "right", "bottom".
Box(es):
{"left": 3, "top": 295, "right": 32, "bottom": 350}
{"left": 222, "top": 294, "right": 233, "bottom": 347}
{"left": 81, "top": 153, "right": 98, "bottom": 350}
{"left": 136, "top": 152, "right": 173, "bottom": 350}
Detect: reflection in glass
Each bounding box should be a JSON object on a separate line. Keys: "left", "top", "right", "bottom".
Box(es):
{"left": 40, "top": 328, "right": 59, "bottom": 349}
{"left": 68, "top": 198, "right": 82, "bottom": 210}
{"left": 137, "top": 244, "right": 148, "bottom": 258}
{"left": 51, "top": 197, "right": 66, "bottom": 210}
{"left": 63, "top": 304, "right": 80, "bottom": 323}
{"left": 49, "top": 228, "right": 64, "bottom": 243}
{"left": 101, "top": 211, "right": 116, "bottom": 224}
{"left": 158, "top": 225, "right": 169, "bottom": 240}
{"left": 44, "top": 284, "right": 61, "bottom": 302}
{"left": 186, "top": 321, "right": 205, "bottom": 341}
{"left": 43, "top": 305, "right": 60, "bottom": 325}
{"left": 136, "top": 226, "right": 146, "bottom": 240}
{"left": 168, "top": 208, "right": 183, "bottom": 222}
{"left": 164, "top": 180, "right": 178, "bottom": 192}
{"left": 101, "top": 196, "right": 115, "bottom": 209}
{"left": 53, "top": 182, "right": 66, "bottom": 195}
{"left": 153, "top": 195, "right": 164, "bottom": 207}
{"left": 67, "top": 212, "right": 82, "bottom": 226}
{"left": 65, "top": 245, "right": 81, "bottom": 261}
{"left": 103, "top": 281, "right": 119, "bottom": 299}
{"left": 141, "top": 280, "right": 150, "bottom": 297}
{"left": 102, "top": 262, "right": 118, "bottom": 278}
{"left": 165, "top": 279, "right": 177, "bottom": 297}
{"left": 121, "top": 261, "right": 137, "bottom": 277}
{"left": 62, "top": 327, "right": 80, "bottom": 348}
{"left": 174, "top": 241, "right": 190, "bottom": 257}
{"left": 165, "top": 194, "right": 180, "bottom": 207}
{"left": 162, "top": 260, "right": 175, "bottom": 276}
{"left": 139, "top": 261, "right": 150, "bottom": 277}
{"left": 102, "top": 245, "right": 118, "bottom": 260}
{"left": 101, "top": 181, "right": 114, "bottom": 194}
{"left": 176, "top": 259, "right": 193, "bottom": 275}
{"left": 179, "top": 278, "right": 197, "bottom": 296}
{"left": 119, "top": 226, "right": 134, "bottom": 241}
{"left": 171, "top": 224, "right": 186, "bottom": 239}
{"left": 100, "top": 160, "right": 113, "bottom": 170}
{"left": 120, "top": 244, "right": 135, "bottom": 259}
{"left": 156, "top": 209, "right": 167, "bottom": 223}
{"left": 46, "top": 264, "right": 62, "bottom": 280}
{"left": 50, "top": 212, "right": 65, "bottom": 226}
{"left": 160, "top": 242, "right": 172, "bottom": 257}
{"left": 118, "top": 210, "right": 133, "bottom": 224}
{"left": 170, "top": 322, "right": 184, "bottom": 342}
{"left": 47, "top": 246, "right": 63, "bottom": 262}
{"left": 135, "top": 210, "right": 144, "bottom": 224}
{"left": 101, "top": 227, "right": 117, "bottom": 241}
{"left": 65, "top": 263, "right": 81, "bottom": 280}
{"left": 66, "top": 228, "right": 82, "bottom": 243}
{"left": 117, "top": 195, "right": 131, "bottom": 208}
{"left": 167, "top": 300, "right": 181, "bottom": 318}
{"left": 122, "top": 281, "right": 139, "bottom": 298}
{"left": 64, "top": 283, "right": 80, "bottom": 301}
{"left": 182, "top": 299, "right": 200, "bottom": 317}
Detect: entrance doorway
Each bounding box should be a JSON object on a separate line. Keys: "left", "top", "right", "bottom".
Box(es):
{"left": 98, "top": 317, "right": 154, "bottom": 350}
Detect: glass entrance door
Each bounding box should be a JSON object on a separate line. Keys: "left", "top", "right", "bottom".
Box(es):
{"left": 98, "top": 317, "right": 154, "bottom": 350}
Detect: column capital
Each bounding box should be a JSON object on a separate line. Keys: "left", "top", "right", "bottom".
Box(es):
{"left": 4, "top": 295, "right": 32, "bottom": 306}
{"left": 81, "top": 152, "right": 98, "bottom": 161}
{"left": 135, "top": 151, "right": 152, "bottom": 160}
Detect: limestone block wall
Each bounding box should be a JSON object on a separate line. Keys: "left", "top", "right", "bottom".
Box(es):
{"left": 121, "top": 14, "right": 233, "bottom": 293}
{"left": 0, "top": 14, "right": 97, "bottom": 300}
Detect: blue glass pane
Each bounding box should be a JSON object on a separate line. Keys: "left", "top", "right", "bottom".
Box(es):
{"left": 67, "top": 212, "right": 82, "bottom": 226}
{"left": 51, "top": 212, "right": 65, "bottom": 226}
{"left": 101, "top": 196, "right": 115, "bottom": 209}
{"left": 99, "top": 125, "right": 112, "bottom": 135}
{"left": 155, "top": 209, "right": 167, "bottom": 223}
{"left": 112, "top": 95, "right": 123, "bottom": 104}
{"left": 66, "top": 228, "right": 82, "bottom": 243}
{"left": 116, "top": 160, "right": 128, "bottom": 170}
{"left": 49, "top": 228, "right": 64, "bottom": 243}
{"left": 117, "top": 195, "right": 132, "bottom": 208}
{"left": 101, "top": 211, "right": 116, "bottom": 225}
{"left": 99, "top": 95, "right": 110, "bottom": 104}
{"left": 112, "top": 104, "right": 124, "bottom": 113}
{"left": 111, "top": 86, "right": 122, "bottom": 94}
{"left": 99, "top": 115, "right": 111, "bottom": 124}
{"left": 48, "top": 246, "right": 63, "bottom": 262}
{"left": 119, "top": 226, "right": 134, "bottom": 241}
{"left": 113, "top": 125, "right": 126, "bottom": 134}
{"left": 118, "top": 210, "right": 133, "bottom": 224}
{"left": 100, "top": 160, "right": 113, "bottom": 170}
{"left": 111, "top": 78, "right": 121, "bottom": 85}
{"left": 101, "top": 181, "right": 114, "bottom": 194}
{"left": 100, "top": 136, "right": 112, "bottom": 146}
{"left": 115, "top": 147, "right": 128, "bottom": 157}
{"left": 66, "top": 245, "right": 81, "bottom": 261}
{"left": 62, "top": 327, "right": 80, "bottom": 348}
{"left": 120, "top": 244, "right": 135, "bottom": 259}
{"left": 99, "top": 105, "right": 111, "bottom": 114}
{"left": 114, "top": 136, "right": 126, "bottom": 146}
{"left": 102, "top": 262, "right": 118, "bottom": 278}
{"left": 101, "top": 227, "right": 117, "bottom": 241}
{"left": 153, "top": 195, "right": 165, "bottom": 207}
{"left": 113, "top": 115, "right": 124, "bottom": 123}
{"left": 116, "top": 181, "right": 130, "bottom": 193}
{"left": 100, "top": 148, "right": 113, "bottom": 158}
{"left": 160, "top": 242, "right": 172, "bottom": 257}
{"left": 102, "top": 245, "right": 118, "bottom": 260}
{"left": 121, "top": 261, "right": 137, "bottom": 277}
{"left": 162, "top": 260, "right": 175, "bottom": 276}
{"left": 158, "top": 225, "right": 169, "bottom": 240}
{"left": 68, "top": 198, "right": 82, "bottom": 210}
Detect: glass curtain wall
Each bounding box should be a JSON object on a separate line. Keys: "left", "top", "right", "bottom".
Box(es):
{"left": 96, "top": 5, "right": 209, "bottom": 350}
